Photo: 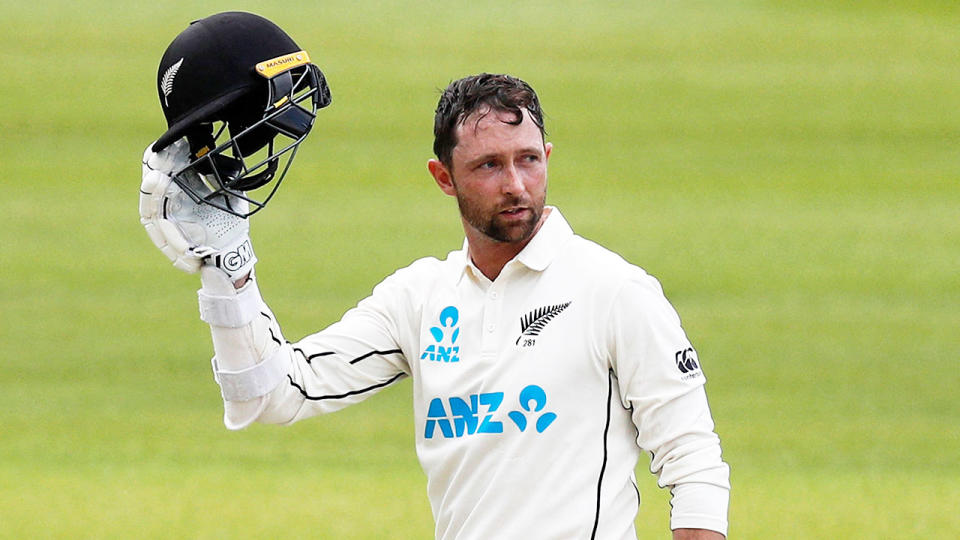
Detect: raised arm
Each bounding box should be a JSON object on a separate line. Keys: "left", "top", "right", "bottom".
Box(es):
{"left": 139, "top": 141, "right": 409, "bottom": 429}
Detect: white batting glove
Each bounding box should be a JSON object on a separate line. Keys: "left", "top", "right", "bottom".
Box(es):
{"left": 139, "top": 139, "right": 257, "bottom": 280}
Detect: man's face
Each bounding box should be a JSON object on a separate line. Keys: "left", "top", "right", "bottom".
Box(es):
{"left": 437, "top": 107, "right": 552, "bottom": 244}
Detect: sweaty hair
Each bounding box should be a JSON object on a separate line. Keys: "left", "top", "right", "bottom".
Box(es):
{"left": 432, "top": 73, "right": 546, "bottom": 169}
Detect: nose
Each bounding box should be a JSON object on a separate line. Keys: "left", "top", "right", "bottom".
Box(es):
{"left": 501, "top": 163, "right": 524, "bottom": 195}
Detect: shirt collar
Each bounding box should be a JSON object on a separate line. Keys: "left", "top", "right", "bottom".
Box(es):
{"left": 456, "top": 206, "right": 573, "bottom": 284}
{"left": 515, "top": 206, "right": 573, "bottom": 271}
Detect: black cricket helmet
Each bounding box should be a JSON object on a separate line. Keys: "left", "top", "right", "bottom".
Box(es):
{"left": 153, "top": 11, "right": 331, "bottom": 217}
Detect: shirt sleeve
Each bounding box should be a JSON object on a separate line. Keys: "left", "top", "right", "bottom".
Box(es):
{"left": 205, "top": 269, "right": 412, "bottom": 428}
{"left": 606, "top": 272, "right": 730, "bottom": 535}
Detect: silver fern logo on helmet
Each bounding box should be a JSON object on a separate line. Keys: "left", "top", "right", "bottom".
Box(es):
{"left": 160, "top": 58, "right": 184, "bottom": 107}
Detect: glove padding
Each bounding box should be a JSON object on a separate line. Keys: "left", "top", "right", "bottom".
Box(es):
{"left": 139, "top": 139, "right": 257, "bottom": 280}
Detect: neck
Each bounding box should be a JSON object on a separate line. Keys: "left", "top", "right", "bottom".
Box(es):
{"left": 465, "top": 208, "right": 551, "bottom": 281}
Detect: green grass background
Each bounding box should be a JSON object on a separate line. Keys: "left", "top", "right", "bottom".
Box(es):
{"left": 2, "top": 0, "right": 958, "bottom": 538}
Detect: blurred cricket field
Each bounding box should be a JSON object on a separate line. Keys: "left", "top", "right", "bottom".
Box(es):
{"left": 1, "top": 1, "right": 958, "bottom": 538}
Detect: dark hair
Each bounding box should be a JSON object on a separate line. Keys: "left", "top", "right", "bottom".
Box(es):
{"left": 432, "top": 73, "right": 546, "bottom": 168}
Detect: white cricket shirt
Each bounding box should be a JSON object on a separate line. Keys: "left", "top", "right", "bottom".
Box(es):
{"left": 212, "top": 208, "right": 730, "bottom": 538}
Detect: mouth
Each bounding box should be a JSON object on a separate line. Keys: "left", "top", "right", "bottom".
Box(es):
{"left": 499, "top": 206, "right": 529, "bottom": 218}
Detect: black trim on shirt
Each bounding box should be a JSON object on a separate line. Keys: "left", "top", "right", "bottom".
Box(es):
{"left": 258, "top": 311, "right": 402, "bottom": 366}
{"left": 287, "top": 372, "right": 406, "bottom": 401}
{"left": 267, "top": 327, "right": 283, "bottom": 347}
{"left": 295, "top": 349, "right": 334, "bottom": 364}
{"left": 260, "top": 312, "right": 286, "bottom": 347}
{"left": 294, "top": 348, "right": 403, "bottom": 365}
{"left": 348, "top": 348, "right": 403, "bottom": 364}
{"left": 256, "top": 310, "right": 406, "bottom": 401}
{"left": 591, "top": 369, "right": 615, "bottom": 539}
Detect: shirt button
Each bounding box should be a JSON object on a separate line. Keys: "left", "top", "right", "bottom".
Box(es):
{"left": 490, "top": 291, "right": 498, "bottom": 299}
{"left": 487, "top": 324, "right": 495, "bottom": 333}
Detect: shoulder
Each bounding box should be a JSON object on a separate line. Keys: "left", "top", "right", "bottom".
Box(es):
{"left": 559, "top": 234, "right": 662, "bottom": 293}
{"left": 553, "top": 234, "right": 681, "bottom": 339}
{"left": 352, "top": 250, "right": 462, "bottom": 324}
{"left": 374, "top": 248, "right": 464, "bottom": 293}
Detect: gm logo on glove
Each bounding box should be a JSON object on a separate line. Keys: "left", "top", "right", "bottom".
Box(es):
{"left": 217, "top": 239, "right": 254, "bottom": 272}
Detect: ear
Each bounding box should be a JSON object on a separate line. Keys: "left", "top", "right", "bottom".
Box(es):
{"left": 428, "top": 159, "right": 457, "bottom": 197}
{"left": 545, "top": 142, "right": 553, "bottom": 161}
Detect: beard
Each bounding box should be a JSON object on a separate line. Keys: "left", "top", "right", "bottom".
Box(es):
{"left": 456, "top": 192, "right": 544, "bottom": 244}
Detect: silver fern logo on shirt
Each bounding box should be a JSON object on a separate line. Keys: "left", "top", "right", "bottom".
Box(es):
{"left": 516, "top": 302, "right": 571, "bottom": 347}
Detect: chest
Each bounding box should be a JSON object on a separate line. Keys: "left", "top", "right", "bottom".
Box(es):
{"left": 408, "top": 268, "right": 612, "bottom": 433}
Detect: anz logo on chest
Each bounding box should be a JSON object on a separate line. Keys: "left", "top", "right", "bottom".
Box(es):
{"left": 424, "top": 384, "right": 558, "bottom": 439}
{"left": 420, "top": 305, "right": 460, "bottom": 363}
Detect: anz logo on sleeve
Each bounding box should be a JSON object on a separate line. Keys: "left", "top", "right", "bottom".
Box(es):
{"left": 424, "top": 384, "right": 558, "bottom": 439}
